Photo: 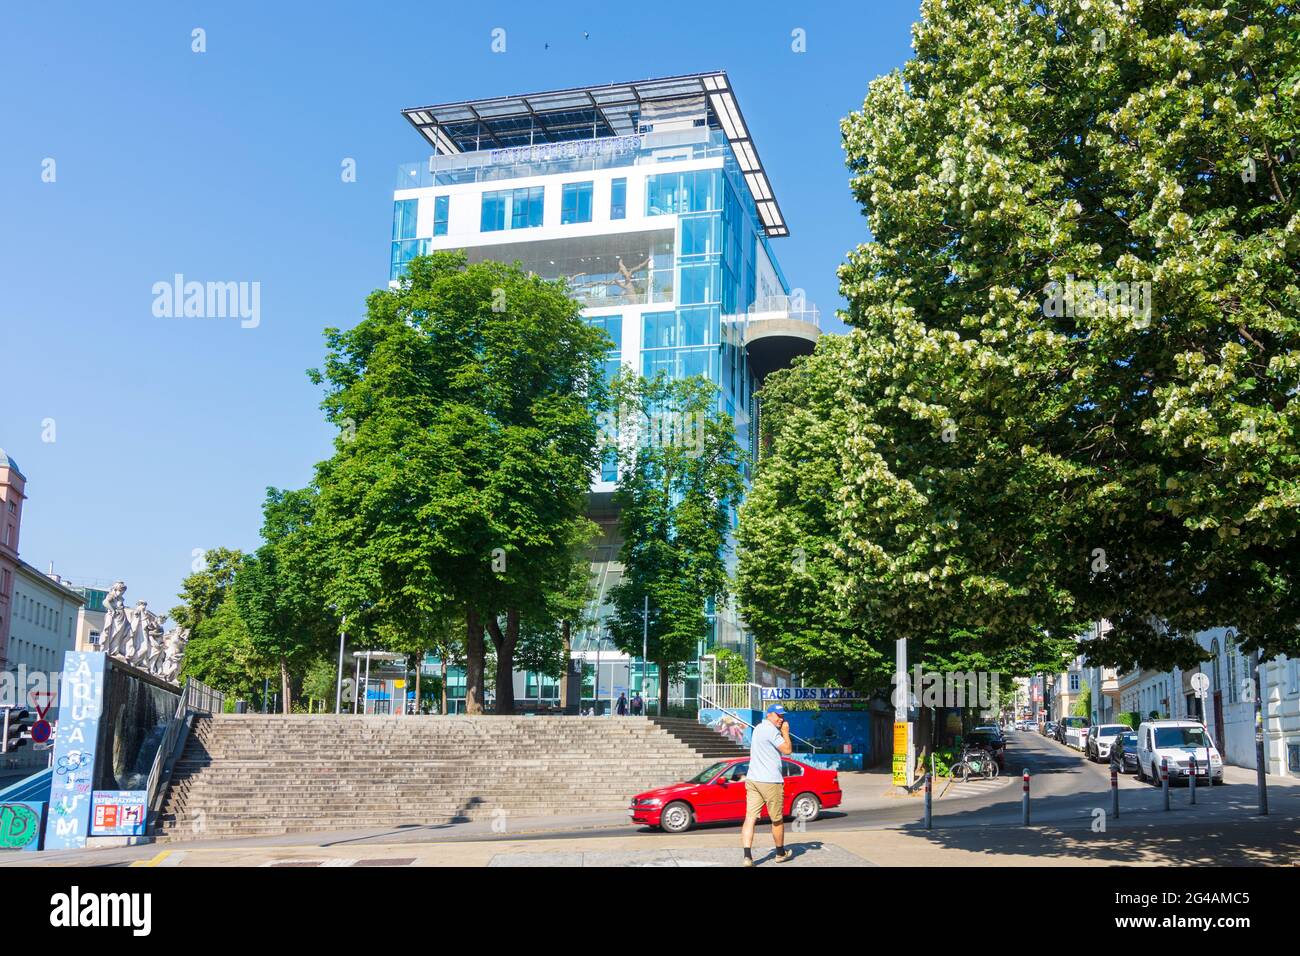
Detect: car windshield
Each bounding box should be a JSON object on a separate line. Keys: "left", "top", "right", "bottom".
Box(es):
{"left": 1154, "top": 727, "right": 1209, "bottom": 749}
{"left": 966, "top": 732, "right": 1000, "bottom": 744}
{"left": 1097, "top": 725, "right": 1128, "bottom": 737}
{"left": 689, "top": 762, "right": 730, "bottom": 783}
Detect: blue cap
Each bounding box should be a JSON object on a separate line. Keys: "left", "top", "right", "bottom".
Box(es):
{"left": 765, "top": 703, "right": 786, "bottom": 716}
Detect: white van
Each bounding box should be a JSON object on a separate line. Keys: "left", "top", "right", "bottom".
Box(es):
{"left": 1134, "top": 719, "right": 1223, "bottom": 785}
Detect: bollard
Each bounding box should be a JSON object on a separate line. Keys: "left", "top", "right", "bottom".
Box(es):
{"left": 1161, "top": 756, "right": 1170, "bottom": 811}
{"left": 1189, "top": 755, "right": 1197, "bottom": 805}
{"left": 1022, "top": 769, "right": 1031, "bottom": 825}
{"left": 1111, "top": 764, "right": 1119, "bottom": 819}
{"left": 924, "top": 772, "right": 932, "bottom": 830}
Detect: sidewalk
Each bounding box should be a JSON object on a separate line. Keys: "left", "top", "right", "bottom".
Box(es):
{"left": 84, "top": 806, "right": 1298, "bottom": 868}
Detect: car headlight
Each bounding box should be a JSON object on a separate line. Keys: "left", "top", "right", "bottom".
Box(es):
{"left": 637, "top": 798, "right": 662, "bottom": 807}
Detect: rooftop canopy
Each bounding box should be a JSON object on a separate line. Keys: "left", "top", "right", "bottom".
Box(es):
{"left": 402, "top": 71, "right": 788, "bottom": 238}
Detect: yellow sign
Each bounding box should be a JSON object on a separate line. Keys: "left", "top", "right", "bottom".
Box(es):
{"left": 394, "top": 680, "right": 405, "bottom": 689}
{"left": 892, "top": 722, "right": 908, "bottom": 785}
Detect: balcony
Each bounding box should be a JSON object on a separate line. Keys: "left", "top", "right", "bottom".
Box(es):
{"left": 743, "top": 296, "right": 821, "bottom": 381}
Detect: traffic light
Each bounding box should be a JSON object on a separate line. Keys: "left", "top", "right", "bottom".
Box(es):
{"left": 1, "top": 707, "right": 32, "bottom": 754}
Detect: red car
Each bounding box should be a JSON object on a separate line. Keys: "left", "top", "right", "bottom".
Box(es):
{"left": 629, "top": 757, "right": 842, "bottom": 833}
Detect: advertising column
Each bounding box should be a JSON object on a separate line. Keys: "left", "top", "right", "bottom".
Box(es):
{"left": 42, "top": 651, "right": 106, "bottom": 850}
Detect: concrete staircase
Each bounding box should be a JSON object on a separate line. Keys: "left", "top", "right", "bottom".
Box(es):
{"left": 649, "top": 716, "right": 751, "bottom": 758}
{"left": 155, "top": 715, "right": 747, "bottom": 840}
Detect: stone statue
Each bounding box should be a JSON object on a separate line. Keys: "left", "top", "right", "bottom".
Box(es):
{"left": 100, "top": 581, "right": 130, "bottom": 657}
{"left": 98, "top": 581, "right": 189, "bottom": 685}
{"left": 159, "top": 627, "right": 189, "bottom": 683}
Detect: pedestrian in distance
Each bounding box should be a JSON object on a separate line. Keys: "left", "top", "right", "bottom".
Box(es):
{"left": 742, "top": 703, "right": 794, "bottom": 866}
{"left": 616, "top": 692, "right": 628, "bottom": 716}
{"left": 630, "top": 692, "right": 644, "bottom": 716}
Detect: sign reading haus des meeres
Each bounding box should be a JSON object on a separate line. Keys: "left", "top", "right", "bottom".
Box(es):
{"left": 760, "top": 687, "right": 866, "bottom": 702}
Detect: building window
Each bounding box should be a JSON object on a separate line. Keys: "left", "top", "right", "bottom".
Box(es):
{"left": 390, "top": 239, "right": 429, "bottom": 281}
{"left": 645, "top": 170, "right": 720, "bottom": 216}
{"left": 392, "top": 199, "right": 419, "bottom": 241}
{"left": 561, "top": 181, "right": 594, "bottom": 224}
{"left": 1069, "top": 673, "right": 1080, "bottom": 692}
{"left": 482, "top": 186, "right": 544, "bottom": 232}
{"left": 610, "top": 178, "right": 627, "bottom": 220}
{"left": 481, "top": 191, "right": 507, "bottom": 232}
{"left": 585, "top": 314, "right": 622, "bottom": 351}
{"left": 600, "top": 447, "right": 618, "bottom": 483}
{"left": 2, "top": 524, "right": 9, "bottom": 546}
{"left": 433, "top": 195, "right": 449, "bottom": 236}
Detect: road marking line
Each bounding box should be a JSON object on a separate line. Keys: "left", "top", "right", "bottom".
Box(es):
{"left": 130, "top": 850, "right": 171, "bottom": 867}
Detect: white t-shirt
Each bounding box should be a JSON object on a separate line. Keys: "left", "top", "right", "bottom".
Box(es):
{"left": 748, "top": 720, "right": 784, "bottom": 783}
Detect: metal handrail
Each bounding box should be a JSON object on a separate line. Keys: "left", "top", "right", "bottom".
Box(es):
{"left": 145, "top": 678, "right": 224, "bottom": 822}
{"left": 697, "top": 692, "right": 820, "bottom": 754}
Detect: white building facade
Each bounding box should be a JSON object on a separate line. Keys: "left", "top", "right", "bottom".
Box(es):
{"left": 393, "top": 74, "right": 819, "bottom": 713}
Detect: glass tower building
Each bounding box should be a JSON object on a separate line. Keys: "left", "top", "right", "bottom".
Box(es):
{"left": 392, "top": 73, "right": 819, "bottom": 712}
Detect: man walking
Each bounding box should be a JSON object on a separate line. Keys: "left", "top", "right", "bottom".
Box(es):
{"left": 742, "top": 703, "right": 794, "bottom": 865}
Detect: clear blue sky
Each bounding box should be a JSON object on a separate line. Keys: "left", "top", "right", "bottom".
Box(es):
{"left": 0, "top": 0, "right": 919, "bottom": 614}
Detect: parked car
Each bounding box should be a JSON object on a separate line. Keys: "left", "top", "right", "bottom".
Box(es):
{"left": 628, "top": 757, "right": 843, "bottom": 833}
{"left": 1017, "top": 719, "right": 1036, "bottom": 732}
{"left": 1134, "top": 719, "right": 1223, "bottom": 785}
{"left": 1086, "top": 724, "right": 1132, "bottom": 762}
{"left": 1109, "top": 730, "right": 1140, "bottom": 774}
{"left": 962, "top": 728, "right": 1007, "bottom": 769}
{"left": 1059, "top": 716, "right": 1089, "bottom": 749}
{"left": 1042, "top": 720, "right": 1057, "bottom": 738}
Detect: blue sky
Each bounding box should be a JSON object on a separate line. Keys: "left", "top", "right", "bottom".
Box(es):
{"left": 0, "top": 0, "right": 919, "bottom": 614}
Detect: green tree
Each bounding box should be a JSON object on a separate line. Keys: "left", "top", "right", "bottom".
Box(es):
{"left": 1072, "top": 681, "right": 1092, "bottom": 719}
{"left": 607, "top": 373, "right": 745, "bottom": 712}
{"left": 235, "top": 488, "right": 337, "bottom": 713}
{"left": 309, "top": 252, "right": 610, "bottom": 713}
{"left": 179, "top": 595, "right": 273, "bottom": 702}
{"left": 836, "top": 0, "right": 1300, "bottom": 672}
{"left": 737, "top": 337, "right": 891, "bottom": 689}
{"left": 169, "top": 547, "right": 243, "bottom": 632}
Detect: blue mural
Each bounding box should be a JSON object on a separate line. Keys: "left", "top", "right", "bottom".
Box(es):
{"left": 700, "top": 707, "right": 875, "bottom": 765}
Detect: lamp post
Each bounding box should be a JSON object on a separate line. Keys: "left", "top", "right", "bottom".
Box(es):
{"left": 334, "top": 613, "right": 347, "bottom": 714}
{"left": 642, "top": 594, "right": 649, "bottom": 705}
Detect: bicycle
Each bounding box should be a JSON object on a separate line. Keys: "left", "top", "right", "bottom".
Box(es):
{"left": 950, "top": 746, "right": 999, "bottom": 782}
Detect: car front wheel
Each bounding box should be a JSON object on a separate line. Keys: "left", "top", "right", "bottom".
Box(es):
{"left": 791, "top": 793, "right": 821, "bottom": 823}
{"left": 659, "top": 801, "right": 694, "bottom": 834}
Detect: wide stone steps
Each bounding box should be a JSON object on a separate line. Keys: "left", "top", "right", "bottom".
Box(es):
{"left": 155, "top": 714, "right": 739, "bottom": 840}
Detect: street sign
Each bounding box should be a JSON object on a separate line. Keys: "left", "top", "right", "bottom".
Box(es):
{"left": 1191, "top": 673, "right": 1210, "bottom": 699}
{"left": 30, "top": 720, "right": 52, "bottom": 744}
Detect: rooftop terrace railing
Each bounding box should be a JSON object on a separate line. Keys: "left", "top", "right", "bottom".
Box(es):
{"left": 396, "top": 128, "right": 730, "bottom": 190}
{"left": 748, "top": 295, "right": 822, "bottom": 331}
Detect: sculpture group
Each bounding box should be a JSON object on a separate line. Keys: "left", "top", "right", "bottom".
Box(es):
{"left": 99, "top": 581, "right": 189, "bottom": 684}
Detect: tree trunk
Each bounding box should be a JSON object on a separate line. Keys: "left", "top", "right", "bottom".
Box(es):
{"left": 558, "top": 619, "right": 572, "bottom": 714}
{"left": 658, "top": 658, "right": 669, "bottom": 715}
{"left": 487, "top": 610, "right": 520, "bottom": 715}
{"left": 464, "top": 608, "right": 486, "bottom": 715}
{"left": 280, "top": 656, "right": 292, "bottom": 714}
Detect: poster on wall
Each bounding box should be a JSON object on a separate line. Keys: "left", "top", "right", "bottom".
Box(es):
{"left": 90, "top": 790, "right": 148, "bottom": 837}
{"left": 42, "top": 651, "right": 106, "bottom": 851}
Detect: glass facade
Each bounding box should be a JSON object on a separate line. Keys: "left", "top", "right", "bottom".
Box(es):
{"left": 395, "top": 120, "right": 791, "bottom": 663}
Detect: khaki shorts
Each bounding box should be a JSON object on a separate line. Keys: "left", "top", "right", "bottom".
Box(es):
{"left": 744, "top": 779, "right": 784, "bottom": 821}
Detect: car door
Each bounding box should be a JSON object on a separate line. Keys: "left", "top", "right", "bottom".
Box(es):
{"left": 779, "top": 760, "right": 806, "bottom": 816}
{"left": 698, "top": 760, "right": 749, "bottom": 823}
